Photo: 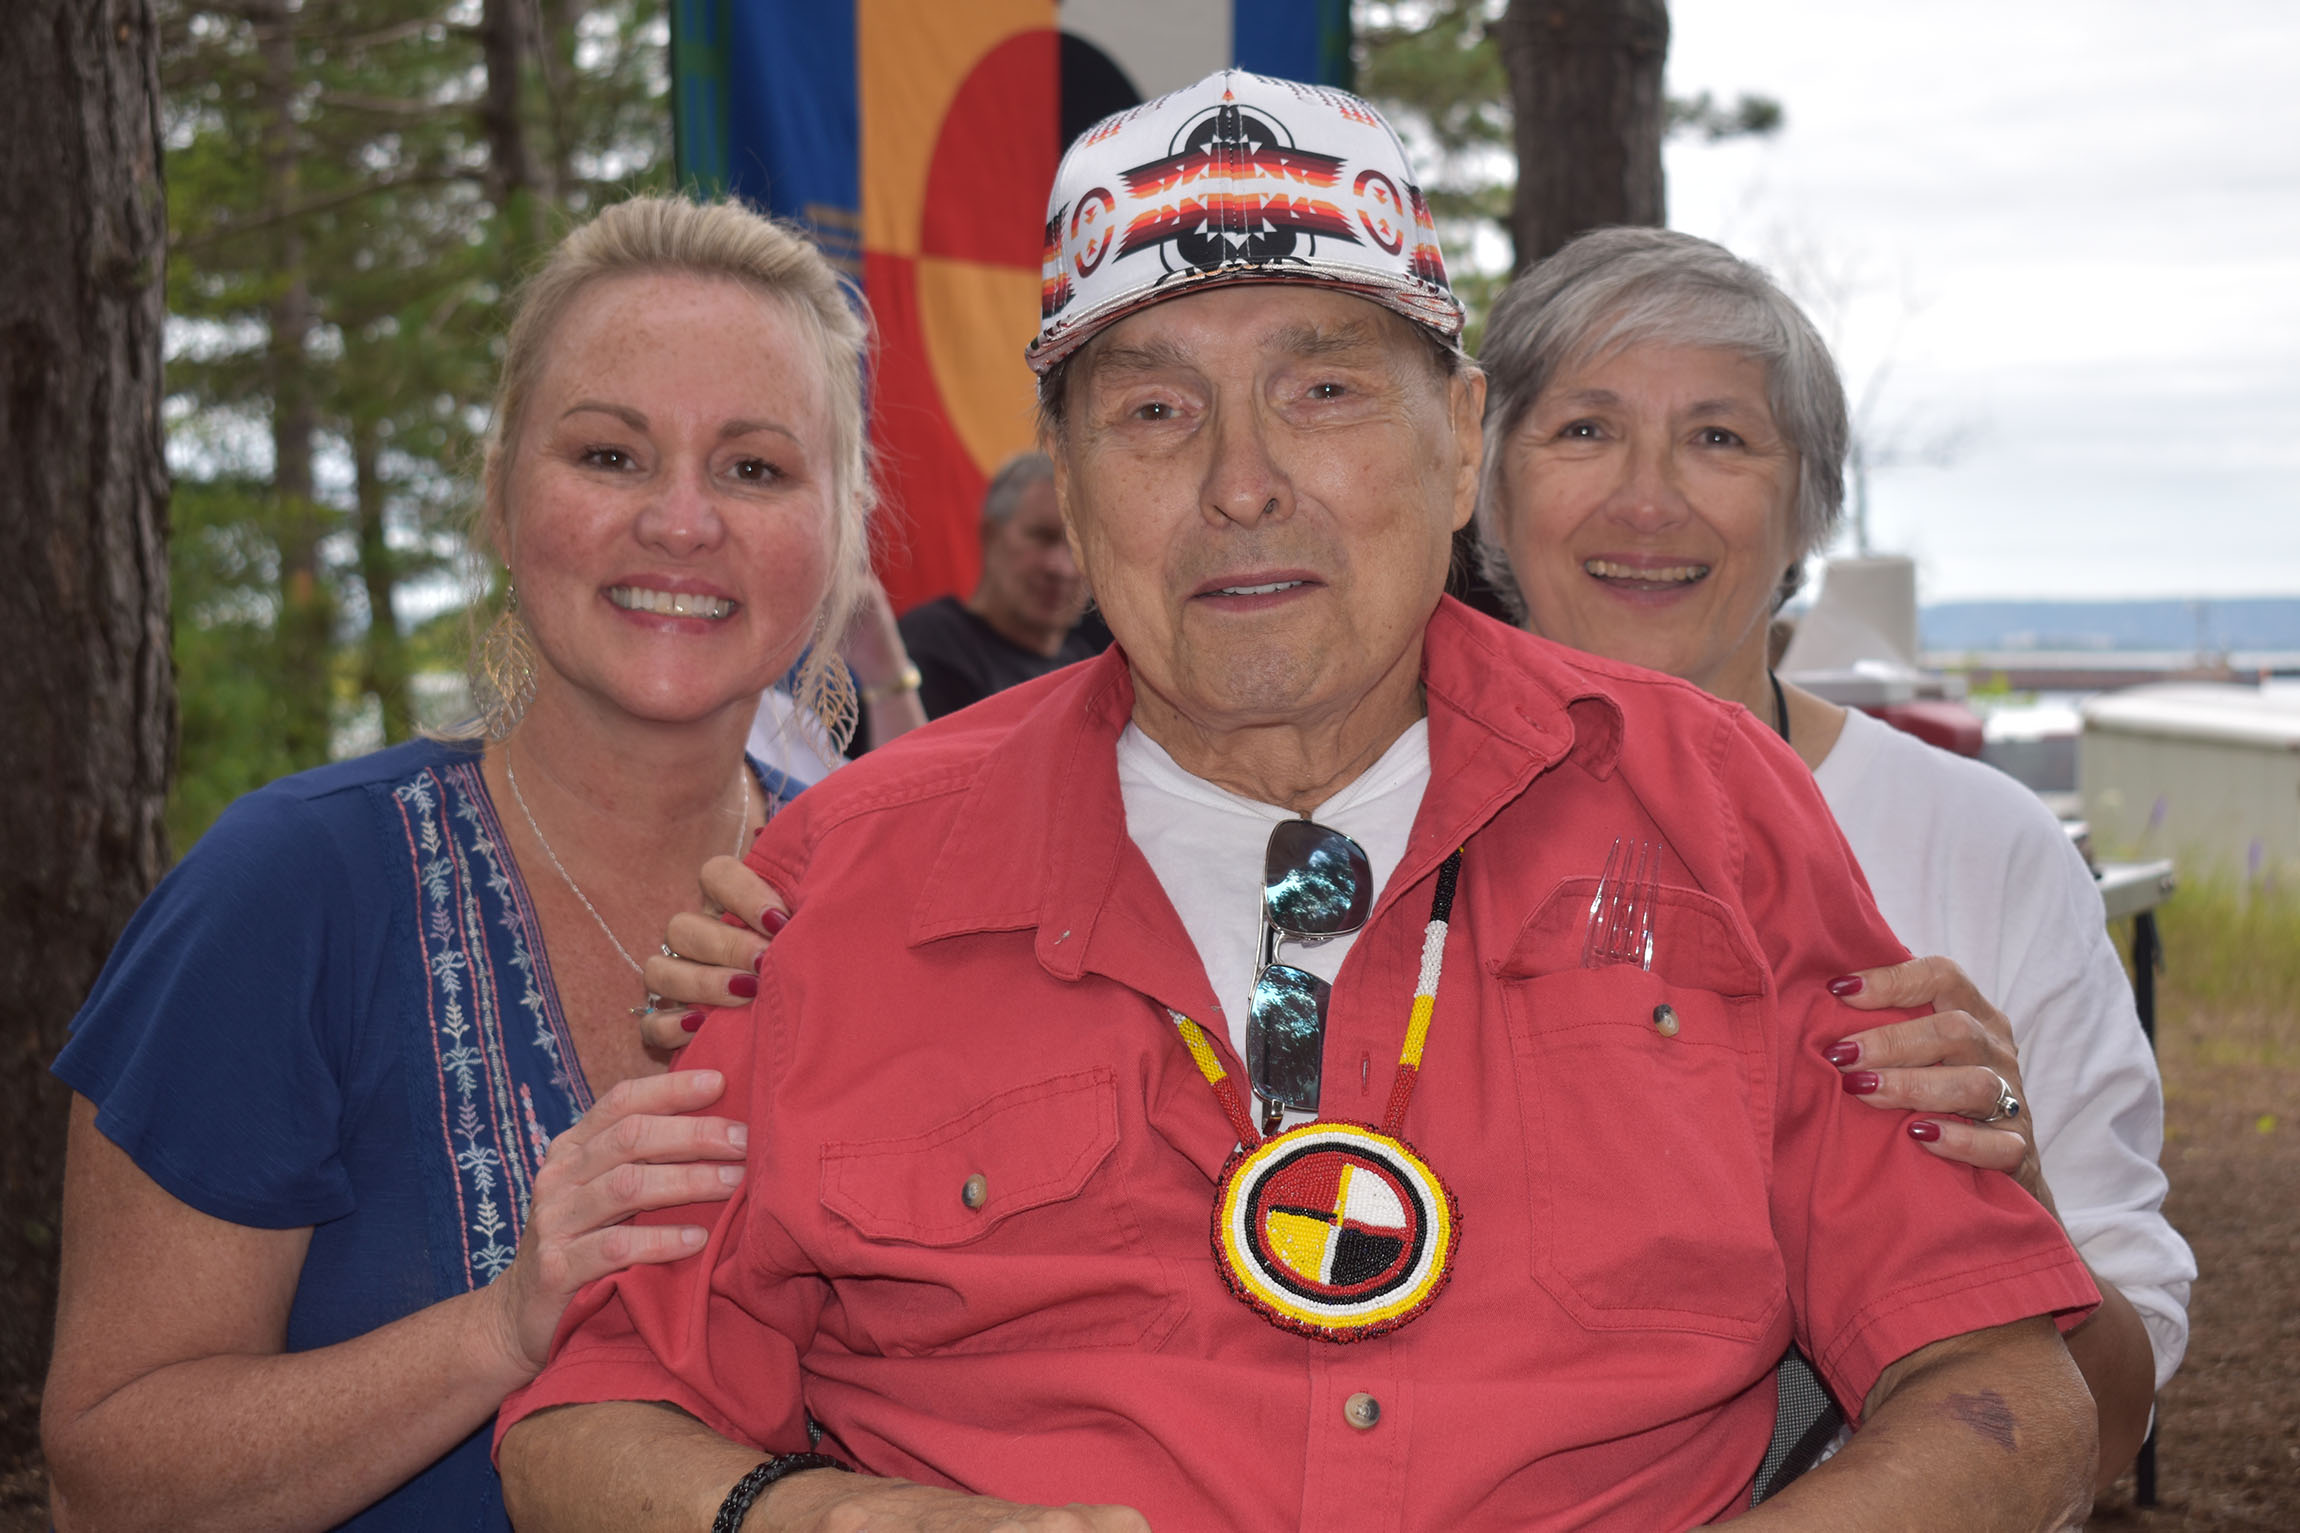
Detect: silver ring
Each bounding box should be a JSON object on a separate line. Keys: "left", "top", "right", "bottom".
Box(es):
{"left": 1977, "top": 1068, "right": 2022, "bottom": 1124}
{"left": 659, "top": 941, "right": 681, "bottom": 961}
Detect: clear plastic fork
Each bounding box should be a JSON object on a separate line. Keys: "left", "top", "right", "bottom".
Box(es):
{"left": 1581, "top": 837, "right": 1659, "bottom": 971}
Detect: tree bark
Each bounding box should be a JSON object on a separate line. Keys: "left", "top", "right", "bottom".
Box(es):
{"left": 0, "top": 0, "right": 172, "bottom": 1490}
{"left": 480, "top": 0, "right": 555, "bottom": 245}
{"left": 260, "top": 0, "right": 333, "bottom": 768}
{"left": 352, "top": 413, "right": 412, "bottom": 743}
{"left": 541, "top": 0, "right": 580, "bottom": 209}
{"left": 1496, "top": 0, "right": 1671, "bottom": 270}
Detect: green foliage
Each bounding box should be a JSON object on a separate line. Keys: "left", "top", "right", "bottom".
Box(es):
{"left": 161, "top": 0, "right": 672, "bottom": 848}
{"left": 1959, "top": 670, "right": 2023, "bottom": 704}
{"left": 1357, "top": 0, "right": 1509, "bottom": 161}
{"left": 2150, "top": 878, "right": 2300, "bottom": 1070}
{"left": 1667, "top": 88, "right": 1784, "bottom": 142}
{"left": 168, "top": 478, "right": 316, "bottom": 848}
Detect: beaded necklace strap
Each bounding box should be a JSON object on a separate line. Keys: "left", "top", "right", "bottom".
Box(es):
{"left": 1169, "top": 847, "right": 1463, "bottom": 1144}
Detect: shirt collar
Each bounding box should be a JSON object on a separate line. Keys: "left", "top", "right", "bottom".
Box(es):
{"left": 908, "top": 597, "right": 1627, "bottom": 979}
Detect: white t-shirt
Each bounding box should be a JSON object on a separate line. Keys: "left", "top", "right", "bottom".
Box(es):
{"left": 1116, "top": 719, "right": 1431, "bottom": 1127}
{"left": 1815, "top": 706, "right": 2195, "bottom": 1387}
{"left": 747, "top": 688, "right": 846, "bottom": 785}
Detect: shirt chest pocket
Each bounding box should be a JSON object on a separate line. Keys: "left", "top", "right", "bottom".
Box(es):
{"left": 816, "top": 1067, "right": 1184, "bottom": 1357}
{"left": 1497, "top": 880, "right": 1788, "bottom": 1341}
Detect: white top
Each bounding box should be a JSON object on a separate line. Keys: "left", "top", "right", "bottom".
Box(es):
{"left": 1816, "top": 707, "right": 2196, "bottom": 1388}
{"left": 1116, "top": 719, "right": 1431, "bottom": 1128}
{"left": 746, "top": 688, "right": 847, "bottom": 785}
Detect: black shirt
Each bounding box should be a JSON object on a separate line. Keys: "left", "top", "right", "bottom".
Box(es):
{"left": 897, "top": 595, "right": 1110, "bottom": 720}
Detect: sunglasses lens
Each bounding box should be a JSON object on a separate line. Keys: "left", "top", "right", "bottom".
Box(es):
{"left": 1247, "top": 964, "right": 1328, "bottom": 1112}
{"left": 1264, "top": 820, "right": 1373, "bottom": 936}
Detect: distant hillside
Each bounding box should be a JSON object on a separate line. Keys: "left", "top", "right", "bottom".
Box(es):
{"left": 1920, "top": 598, "right": 2300, "bottom": 653}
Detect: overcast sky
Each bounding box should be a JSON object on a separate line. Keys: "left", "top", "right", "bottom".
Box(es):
{"left": 1657, "top": 0, "right": 2300, "bottom": 602}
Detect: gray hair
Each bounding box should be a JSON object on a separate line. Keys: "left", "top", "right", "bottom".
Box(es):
{"left": 981, "top": 451, "right": 1056, "bottom": 526}
{"left": 1473, "top": 227, "right": 1848, "bottom": 615}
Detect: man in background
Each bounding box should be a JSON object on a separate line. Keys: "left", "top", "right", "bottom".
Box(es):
{"left": 898, "top": 451, "right": 1107, "bottom": 718}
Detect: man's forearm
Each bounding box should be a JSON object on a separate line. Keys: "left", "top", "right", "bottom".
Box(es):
{"left": 500, "top": 1400, "right": 765, "bottom": 1532}
{"left": 1744, "top": 1317, "right": 2096, "bottom": 1532}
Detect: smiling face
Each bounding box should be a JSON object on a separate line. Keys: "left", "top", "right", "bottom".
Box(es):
{"left": 496, "top": 271, "right": 838, "bottom": 730}
{"left": 1496, "top": 343, "right": 1800, "bottom": 704}
{"left": 1047, "top": 285, "right": 1482, "bottom": 752}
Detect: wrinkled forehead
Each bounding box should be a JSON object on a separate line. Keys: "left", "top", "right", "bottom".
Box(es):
{"left": 1071, "top": 286, "right": 1439, "bottom": 392}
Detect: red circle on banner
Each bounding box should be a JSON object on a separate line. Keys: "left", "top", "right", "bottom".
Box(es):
{"left": 920, "top": 30, "right": 1058, "bottom": 268}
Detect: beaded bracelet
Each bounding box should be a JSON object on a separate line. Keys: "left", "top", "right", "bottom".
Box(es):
{"left": 711, "top": 1452, "right": 851, "bottom": 1532}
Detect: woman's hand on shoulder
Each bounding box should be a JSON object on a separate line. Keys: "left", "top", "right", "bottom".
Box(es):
{"left": 1823, "top": 954, "right": 2052, "bottom": 1214}
{"left": 488, "top": 1069, "right": 747, "bottom": 1375}
{"left": 638, "top": 856, "right": 790, "bottom": 1052}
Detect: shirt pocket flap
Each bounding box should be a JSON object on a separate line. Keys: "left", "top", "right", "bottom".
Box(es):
{"left": 820, "top": 1068, "right": 1120, "bottom": 1247}
{"left": 1493, "top": 875, "right": 1766, "bottom": 1002}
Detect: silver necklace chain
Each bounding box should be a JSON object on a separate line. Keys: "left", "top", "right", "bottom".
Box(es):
{"left": 504, "top": 753, "right": 750, "bottom": 1006}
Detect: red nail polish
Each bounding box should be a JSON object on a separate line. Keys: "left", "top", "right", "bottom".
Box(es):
{"left": 1824, "top": 1041, "right": 1861, "bottom": 1067}
{"left": 1908, "top": 1119, "right": 1942, "bottom": 1142}
{"left": 1827, "top": 975, "right": 1864, "bottom": 997}
{"left": 751, "top": 948, "right": 767, "bottom": 974}
{"left": 760, "top": 907, "right": 788, "bottom": 937}
{"left": 1841, "top": 1070, "right": 1880, "bottom": 1096}
{"left": 727, "top": 973, "right": 758, "bottom": 999}
{"left": 679, "top": 1010, "right": 707, "bottom": 1034}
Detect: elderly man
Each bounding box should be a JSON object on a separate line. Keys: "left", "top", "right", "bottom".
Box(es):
{"left": 498, "top": 73, "right": 2098, "bottom": 1532}
{"left": 898, "top": 452, "right": 1105, "bottom": 720}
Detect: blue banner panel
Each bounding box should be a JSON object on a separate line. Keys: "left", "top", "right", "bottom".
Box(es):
{"left": 1234, "top": 0, "right": 1354, "bottom": 89}
{"left": 725, "top": 0, "right": 861, "bottom": 266}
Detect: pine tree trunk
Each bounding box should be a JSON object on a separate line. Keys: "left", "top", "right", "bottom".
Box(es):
{"left": 260, "top": 0, "right": 332, "bottom": 768}
{"left": 352, "top": 415, "right": 411, "bottom": 743}
{"left": 1497, "top": 0, "right": 1671, "bottom": 270}
{"left": 481, "top": 0, "right": 555, "bottom": 245}
{"left": 0, "top": 0, "right": 172, "bottom": 1489}
{"left": 541, "top": 0, "right": 580, "bottom": 207}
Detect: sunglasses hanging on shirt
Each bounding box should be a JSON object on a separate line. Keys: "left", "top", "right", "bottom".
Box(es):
{"left": 1247, "top": 817, "right": 1374, "bottom": 1132}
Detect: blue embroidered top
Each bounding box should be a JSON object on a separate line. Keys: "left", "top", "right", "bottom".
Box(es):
{"left": 54, "top": 737, "right": 803, "bottom": 1530}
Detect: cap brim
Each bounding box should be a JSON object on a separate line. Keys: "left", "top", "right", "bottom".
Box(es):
{"left": 1026, "top": 259, "right": 1465, "bottom": 375}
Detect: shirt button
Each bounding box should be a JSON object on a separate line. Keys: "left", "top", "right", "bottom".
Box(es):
{"left": 1652, "top": 1004, "right": 1680, "bottom": 1037}
{"left": 1343, "top": 1392, "right": 1381, "bottom": 1431}
{"left": 961, "top": 1173, "right": 989, "bottom": 1210}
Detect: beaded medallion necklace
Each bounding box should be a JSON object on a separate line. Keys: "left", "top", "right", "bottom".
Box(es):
{"left": 1167, "top": 847, "right": 1465, "bottom": 1342}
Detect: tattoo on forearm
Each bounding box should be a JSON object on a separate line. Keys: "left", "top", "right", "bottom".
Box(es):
{"left": 1941, "top": 1389, "right": 2019, "bottom": 1452}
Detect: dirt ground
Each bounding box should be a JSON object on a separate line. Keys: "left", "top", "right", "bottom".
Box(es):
{"left": 4, "top": 1000, "right": 2293, "bottom": 1529}
{"left": 2086, "top": 1002, "right": 2300, "bottom": 1531}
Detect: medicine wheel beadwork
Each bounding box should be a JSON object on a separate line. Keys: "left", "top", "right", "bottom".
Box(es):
{"left": 1214, "top": 1120, "right": 1457, "bottom": 1339}
{"left": 1168, "top": 847, "right": 1465, "bottom": 1343}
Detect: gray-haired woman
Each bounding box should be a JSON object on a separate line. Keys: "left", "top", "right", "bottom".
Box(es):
{"left": 42, "top": 194, "right": 907, "bottom": 1529}
{"left": 1474, "top": 224, "right": 2192, "bottom": 1494}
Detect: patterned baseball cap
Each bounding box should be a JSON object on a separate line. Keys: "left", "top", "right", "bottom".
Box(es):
{"left": 1028, "top": 69, "right": 1463, "bottom": 375}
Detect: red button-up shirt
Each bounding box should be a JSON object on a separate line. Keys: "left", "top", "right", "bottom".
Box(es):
{"left": 500, "top": 601, "right": 2096, "bottom": 1529}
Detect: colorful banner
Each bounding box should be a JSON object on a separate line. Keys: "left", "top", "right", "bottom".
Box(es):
{"left": 673, "top": 0, "right": 1352, "bottom": 613}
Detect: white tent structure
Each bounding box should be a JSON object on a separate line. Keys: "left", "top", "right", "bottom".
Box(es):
{"left": 1779, "top": 554, "right": 1935, "bottom": 707}
{"left": 2080, "top": 683, "right": 2300, "bottom": 880}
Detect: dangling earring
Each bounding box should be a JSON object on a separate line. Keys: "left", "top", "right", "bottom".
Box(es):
{"left": 792, "top": 625, "right": 859, "bottom": 755}
{"left": 474, "top": 584, "right": 539, "bottom": 740}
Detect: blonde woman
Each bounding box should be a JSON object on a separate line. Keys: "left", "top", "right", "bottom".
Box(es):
{"left": 43, "top": 195, "right": 889, "bottom": 1530}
